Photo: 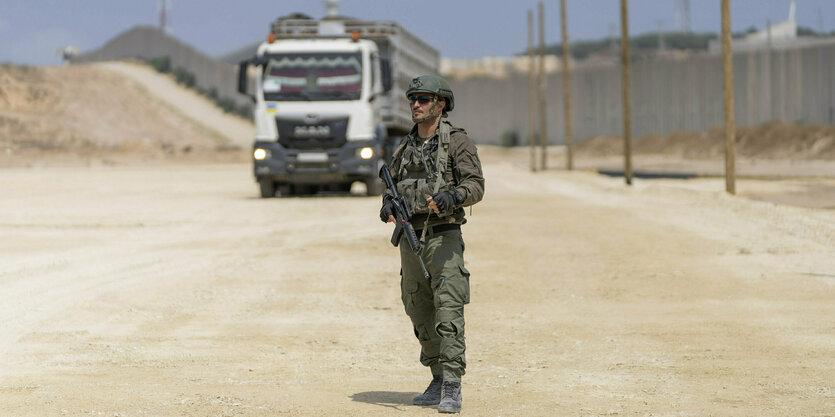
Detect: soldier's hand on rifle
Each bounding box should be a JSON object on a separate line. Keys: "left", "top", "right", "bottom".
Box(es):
{"left": 427, "top": 190, "right": 463, "bottom": 215}
{"left": 380, "top": 195, "right": 395, "bottom": 223}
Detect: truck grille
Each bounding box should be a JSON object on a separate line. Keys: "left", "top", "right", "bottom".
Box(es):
{"left": 276, "top": 116, "right": 348, "bottom": 149}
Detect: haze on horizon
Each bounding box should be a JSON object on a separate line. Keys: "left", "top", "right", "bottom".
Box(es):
{"left": 2, "top": 0, "right": 835, "bottom": 66}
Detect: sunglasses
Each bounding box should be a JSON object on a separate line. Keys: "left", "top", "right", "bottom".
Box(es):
{"left": 408, "top": 95, "right": 434, "bottom": 105}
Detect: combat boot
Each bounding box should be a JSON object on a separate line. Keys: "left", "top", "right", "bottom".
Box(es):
{"left": 437, "top": 381, "right": 462, "bottom": 413}
{"left": 413, "top": 375, "right": 443, "bottom": 406}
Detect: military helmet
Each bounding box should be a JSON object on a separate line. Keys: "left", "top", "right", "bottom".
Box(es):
{"left": 405, "top": 75, "right": 455, "bottom": 113}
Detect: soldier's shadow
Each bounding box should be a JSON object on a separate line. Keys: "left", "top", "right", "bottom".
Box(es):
{"left": 350, "top": 391, "right": 423, "bottom": 410}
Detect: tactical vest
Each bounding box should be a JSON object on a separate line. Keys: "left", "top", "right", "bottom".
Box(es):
{"left": 392, "top": 121, "right": 461, "bottom": 218}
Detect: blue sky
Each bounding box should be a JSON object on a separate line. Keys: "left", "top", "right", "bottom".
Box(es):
{"left": 1, "top": 0, "right": 833, "bottom": 66}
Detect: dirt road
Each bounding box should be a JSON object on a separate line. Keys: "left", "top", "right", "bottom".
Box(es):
{"left": 1, "top": 151, "right": 833, "bottom": 416}
{"left": 98, "top": 62, "right": 254, "bottom": 149}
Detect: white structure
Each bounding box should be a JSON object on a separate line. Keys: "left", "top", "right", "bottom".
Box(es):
{"left": 708, "top": 0, "right": 808, "bottom": 52}
{"left": 56, "top": 45, "right": 79, "bottom": 63}
{"left": 743, "top": 0, "right": 797, "bottom": 43}
{"left": 158, "top": 0, "right": 173, "bottom": 34}
{"left": 325, "top": 0, "right": 340, "bottom": 18}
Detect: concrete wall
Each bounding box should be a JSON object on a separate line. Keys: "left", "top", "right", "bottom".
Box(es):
{"left": 74, "top": 26, "right": 251, "bottom": 109}
{"left": 448, "top": 39, "right": 835, "bottom": 145}
{"left": 73, "top": 26, "right": 835, "bottom": 145}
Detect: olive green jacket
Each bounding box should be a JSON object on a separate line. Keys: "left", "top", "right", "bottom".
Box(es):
{"left": 388, "top": 120, "right": 485, "bottom": 229}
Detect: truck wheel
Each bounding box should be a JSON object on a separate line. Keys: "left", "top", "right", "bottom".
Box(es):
{"left": 259, "top": 179, "right": 276, "bottom": 198}
{"left": 292, "top": 184, "right": 317, "bottom": 196}
{"left": 365, "top": 177, "right": 384, "bottom": 196}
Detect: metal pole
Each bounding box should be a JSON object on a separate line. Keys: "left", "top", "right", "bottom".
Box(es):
{"left": 721, "top": 0, "right": 736, "bottom": 194}
{"left": 528, "top": 10, "right": 538, "bottom": 172}
{"left": 657, "top": 20, "right": 665, "bottom": 52}
{"left": 620, "top": 0, "right": 633, "bottom": 185}
{"left": 538, "top": 1, "right": 548, "bottom": 171}
{"left": 561, "top": 0, "right": 573, "bottom": 171}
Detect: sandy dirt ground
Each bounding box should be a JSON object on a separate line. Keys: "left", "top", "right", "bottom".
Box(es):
{"left": 514, "top": 148, "right": 835, "bottom": 210}
{"left": 1, "top": 61, "right": 834, "bottom": 416}
{"left": 1, "top": 149, "right": 833, "bottom": 416}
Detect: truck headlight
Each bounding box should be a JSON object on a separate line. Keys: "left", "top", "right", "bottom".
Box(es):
{"left": 359, "top": 147, "right": 374, "bottom": 160}
{"left": 253, "top": 148, "right": 268, "bottom": 160}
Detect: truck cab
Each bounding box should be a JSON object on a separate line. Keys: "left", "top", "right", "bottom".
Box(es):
{"left": 238, "top": 12, "right": 437, "bottom": 198}
{"left": 240, "top": 35, "right": 391, "bottom": 197}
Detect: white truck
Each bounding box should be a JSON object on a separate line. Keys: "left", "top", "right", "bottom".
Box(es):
{"left": 237, "top": 7, "right": 439, "bottom": 197}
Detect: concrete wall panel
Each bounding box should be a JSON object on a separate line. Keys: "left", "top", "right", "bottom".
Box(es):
{"left": 449, "top": 40, "right": 835, "bottom": 145}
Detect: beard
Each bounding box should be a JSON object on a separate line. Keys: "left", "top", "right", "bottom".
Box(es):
{"left": 411, "top": 102, "right": 441, "bottom": 124}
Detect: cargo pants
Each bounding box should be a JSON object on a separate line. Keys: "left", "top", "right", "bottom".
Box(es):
{"left": 399, "top": 227, "right": 470, "bottom": 382}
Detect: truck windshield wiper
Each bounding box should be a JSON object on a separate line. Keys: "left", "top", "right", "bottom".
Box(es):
{"left": 267, "top": 91, "right": 314, "bottom": 101}
{"left": 317, "top": 90, "right": 355, "bottom": 100}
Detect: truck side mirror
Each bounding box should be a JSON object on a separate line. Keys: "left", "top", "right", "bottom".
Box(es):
{"left": 381, "top": 59, "right": 393, "bottom": 93}
{"left": 238, "top": 60, "right": 255, "bottom": 102}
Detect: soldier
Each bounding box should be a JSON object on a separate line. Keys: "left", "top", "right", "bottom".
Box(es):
{"left": 380, "top": 75, "right": 484, "bottom": 414}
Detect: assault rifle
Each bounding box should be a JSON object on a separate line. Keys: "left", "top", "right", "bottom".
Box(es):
{"left": 379, "top": 163, "right": 430, "bottom": 279}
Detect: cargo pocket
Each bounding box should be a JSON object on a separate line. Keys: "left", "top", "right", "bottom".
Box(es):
{"left": 402, "top": 279, "right": 420, "bottom": 315}
{"left": 458, "top": 265, "right": 471, "bottom": 304}
{"left": 435, "top": 265, "right": 471, "bottom": 307}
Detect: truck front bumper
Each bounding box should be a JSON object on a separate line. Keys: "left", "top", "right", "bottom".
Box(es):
{"left": 252, "top": 140, "right": 382, "bottom": 184}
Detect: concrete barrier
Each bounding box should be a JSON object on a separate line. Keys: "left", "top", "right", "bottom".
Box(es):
{"left": 449, "top": 40, "right": 835, "bottom": 145}
{"left": 73, "top": 26, "right": 251, "bottom": 110}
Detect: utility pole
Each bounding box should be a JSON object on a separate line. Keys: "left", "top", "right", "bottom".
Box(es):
{"left": 818, "top": 7, "right": 824, "bottom": 34}
{"left": 721, "top": 0, "right": 736, "bottom": 195}
{"left": 561, "top": 0, "right": 573, "bottom": 170}
{"left": 528, "top": 10, "right": 538, "bottom": 172}
{"left": 676, "top": 0, "right": 692, "bottom": 33}
{"left": 538, "top": 1, "right": 548, "bottom": 171}
{"left": 658, "top": 20, "right": 666, "bottom": 52}
{"left": 609, "top": 24, "right": 618, "bottom": 56}
{"left": 158, "top": 0, "right": 173, "bottom": 34}
{"left": 620, "top": 0, "right": 633, "bottom": 185}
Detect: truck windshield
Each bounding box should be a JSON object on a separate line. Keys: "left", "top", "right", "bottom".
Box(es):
{"left": 262, "top": 52, "right": 363, "bottom": 101}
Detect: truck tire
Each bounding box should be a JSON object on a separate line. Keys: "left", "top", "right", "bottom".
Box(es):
{"left": 293, "top": 184, "right": 317, "bottom": 196}
{"left": 365, "top": 177, "right": 384, "bottom": 196}
{"left": 259, "top": 179, "right": 276, "bottom": 198}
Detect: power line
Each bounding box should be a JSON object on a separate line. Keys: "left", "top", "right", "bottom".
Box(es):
{"left": 158, "top": 0, "right": 172, "bottom": 34}
{"left": 676, "top": 0, "right": 692, "bottom": 33}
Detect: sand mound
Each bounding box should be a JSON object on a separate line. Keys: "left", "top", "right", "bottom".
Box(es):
{"left": 577, "top": 122, "right": 835, "bottom": 160}
{"left": 0, "top": 63, "right": 247, "bottom": 165}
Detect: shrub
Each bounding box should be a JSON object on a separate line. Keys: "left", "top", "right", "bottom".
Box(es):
{"left": 173, "top": 67, "right": 195, "bottom": 87}
{"left": 500, "top": 130, "right": 519, "bottom": 147}
{"left": 149, "top": 57, "right": 171, "bottom": 73}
